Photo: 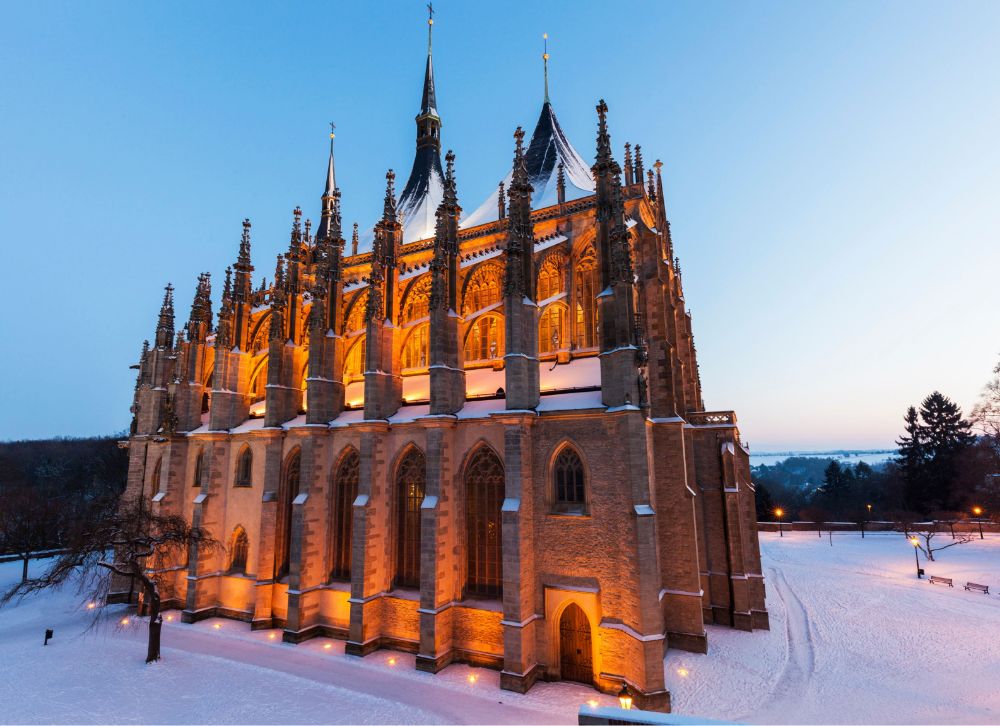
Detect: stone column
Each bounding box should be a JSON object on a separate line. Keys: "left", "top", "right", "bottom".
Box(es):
{"left": 497, "top": 414, "right": 541, "bottom": 693}
{"left": 346, "top": 423, "right": 391, "bottom": 655}
{"left": 416, "top": 419, "right": 458, "bottom": 671}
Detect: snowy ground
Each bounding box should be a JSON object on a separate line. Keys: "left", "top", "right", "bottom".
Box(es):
{"left": 668, "top": 533, "right": 1000, "bottom": 724}
{"left": 1, "top": 534, "right": 998, "bottom": 724}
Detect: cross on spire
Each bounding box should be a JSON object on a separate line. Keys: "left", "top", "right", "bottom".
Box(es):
{"left": 543, "top": 33, "right": 550, "bottom": 104}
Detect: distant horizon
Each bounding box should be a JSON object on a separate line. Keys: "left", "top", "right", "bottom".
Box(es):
{"left": 1, "top": 1, "right": 997, "bottom": 447}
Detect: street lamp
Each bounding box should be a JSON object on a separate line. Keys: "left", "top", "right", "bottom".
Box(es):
{"left": 775, "top": 508, "right": 785, "bottom": 537}
{"left": 618, "top": 684, "right": 634, "bottom": 711}
{"left": 866, "top": 503, "right": 872, "bottom": 516}
{"left": 972, "top": 506, "right": 984, "bottom": 540}
{"left": 910, "top": 536, "right": 922, "bottom": 578}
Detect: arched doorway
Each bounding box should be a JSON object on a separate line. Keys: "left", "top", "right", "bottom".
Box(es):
{"left": 559, "top": 603, "right": 593, "bottom": 684}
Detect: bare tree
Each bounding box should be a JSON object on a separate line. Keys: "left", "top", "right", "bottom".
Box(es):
{"left": 909, "top": 522, "right": 972, "bottom": 562}
{"left": 1, "top": 495, "right": 217, "bottom": 663}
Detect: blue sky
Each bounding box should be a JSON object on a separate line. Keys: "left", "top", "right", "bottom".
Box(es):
{"left": 1, "top": 1, "right": 998, "bottom": 449}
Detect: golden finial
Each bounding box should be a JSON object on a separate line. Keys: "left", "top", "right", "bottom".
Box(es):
{"left": 329, "top": 121, "right": 336, "bottom": 141}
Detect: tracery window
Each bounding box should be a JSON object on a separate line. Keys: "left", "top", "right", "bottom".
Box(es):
{"left": 464, "top": 314, "right": 503, "bottom": 362}
{"left": 250, "top": 316, "right": 270, "bottom": 355}
{"left": 553, "top": 446, "right": 587, "bottom": 514}
{"left": 330, "top": 449, "right": 359, "bottom": 581}
{"left": 344, "top": 291, "right": 368, "bottom": 334}
{"left": 401, "top": 276, "right": 432, "bottom": 324}
{"left": 235, "top": 447, "right": 252, "bottom": 487}
{"left": 344, "top": 337, "right": 366, "bottom": 381}
{"left": 229, "top": 527, "right": 249, "bottom": 574}
{"left": 462, "top": 263, "right": 502, "bottom": 316}
{"left": 401, "top": 323, "right": 430, "bottom": 369}
{"left": 537, "top": 254, "right": 566, "bottom": 301}
{"left": 394, "top": 448, "right": 426, "bottom": 589}
{"left": 574, "top": 250, "right": 598, "bottom": 349}
{"left": 275, "top": 449, "right": 300, "bottom": 580}
{"left": 465, "top": 447, "right": 504, "bottom": 599}
{"left": 539, "top": 303, "right": 567, "bottom": 354}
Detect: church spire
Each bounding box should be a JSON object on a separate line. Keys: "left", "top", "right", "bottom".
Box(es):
{"left": 417, "top": 3, "right": 440, "bottom": 148}
{"left": 318, "top": 123, "right": 342, "bottom": 242}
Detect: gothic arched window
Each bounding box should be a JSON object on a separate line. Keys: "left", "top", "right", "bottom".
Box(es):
{"left": 394, "top": 448, "right": 426, "bottom": 589}
{"left": 235, "top": 446, "right": 252, "bottom": 487}
{"left": 229, "top": 526, "right": 249, "bottom": 574}
{"left": 464, "top": 314, "right": 504, "bottom": 363}
{"left": 330, "top": 449, "right": 359, "bottom": 581}
{"left": 192, "top": 451, "right": 204, "bottom": 488}
{"left": 344, "top": 290, "right": 368, "bottom": 334}
{"left": 539, "top": 303, "right": 568, "bottom": 354}
{"left": 537, "top": 253, "right": 566, "bottom": 302}
{"left": 462, "top": 263, "right": 502, "bottom": 316}
{"left": 574, "top": 250, "right": 598, "bottom": 349}
{"left": 401, "top": 323, "right": 430, "bottom": 369}
{"left": 275, "top": 449, "right": 301, "bottom": 580}
{"left": 250, "top": 359, "right": 268, "bottom": 403}
{"left": 465, "top": 446, "right": 505, "bottom": 599}
{"left": 553, "top": 446, "right": 587, "bottom": 514}
{"left": 344, "top": 336, "right": 366, "bottom": 381}
{"left": 401, "top": 276, "right": 432, "bottom": 325}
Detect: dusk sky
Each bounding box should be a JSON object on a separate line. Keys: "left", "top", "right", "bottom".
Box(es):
{"left": 1, "top": 1, "right": 998, "bottom": 449}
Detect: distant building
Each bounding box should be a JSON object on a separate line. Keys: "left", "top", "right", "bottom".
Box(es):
{"left": 118, "top": 16, "right": 768, "bottom": 712}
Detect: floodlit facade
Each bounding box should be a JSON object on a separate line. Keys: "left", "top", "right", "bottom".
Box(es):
{"left": 118, "top": 21, "right": 768, "bottom": 712}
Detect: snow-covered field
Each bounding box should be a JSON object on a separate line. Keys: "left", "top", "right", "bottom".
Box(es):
{"left": 1, "top": 534, "right": 998, "bottom": 724}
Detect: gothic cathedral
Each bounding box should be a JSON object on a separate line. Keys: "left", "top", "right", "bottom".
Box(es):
{"left": 119, "top": 18, "right": 768, "bottom": 713}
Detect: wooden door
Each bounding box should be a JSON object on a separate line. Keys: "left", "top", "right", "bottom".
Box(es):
{"left": 559, "top": 603, "right": 593, "bottom": 684}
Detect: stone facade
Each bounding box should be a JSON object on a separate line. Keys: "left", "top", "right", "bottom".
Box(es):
{"left": 117, "top": 28, "right": 768, "bottom": 714}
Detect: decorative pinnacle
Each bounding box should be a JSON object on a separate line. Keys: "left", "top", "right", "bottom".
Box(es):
{"left": 445, "top": 149, "right": 455, "bottom": 185}
{"left": 383, "top": 169, "right": 397, "bottom": 219}
{"left": 543, "top": 33, "right": 550, "bottom": 104}
{"left": 514, "top": 126, "right": 525, "bottom": 159}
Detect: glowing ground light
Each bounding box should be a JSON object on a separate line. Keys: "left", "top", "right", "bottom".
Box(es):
{"left": 323, "top": 643, "right": 332, "bottom": 650}
{"left": 388, "top": 657, "right": 397, "bottom": 666}
{"left": 467, "top": 674, "right": 478, "bottom": 684}
{"left": 213, "top": 623, "right": 222, "bottom": 630}
{"left": 268, "top": 633, "right": 277, "bottom": 640}
{"left": 166, "top": 615, "right": 173, "bottom": 621}
{"left": 677, "top": 667, "right": 689, "bottom": 677}
{"left": 86, "top": 603, "right": 96, "bottom": 610}
{"left": 120, "top": 618, "right": 129, "bottom": 625}
{"left": 588, "top": 700, "right": 599, "bottom": 709}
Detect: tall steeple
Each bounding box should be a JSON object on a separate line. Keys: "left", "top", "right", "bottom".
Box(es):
{"left": 397, "top": 5, "right": 446, "bottom": 244}
{"left": 417, "top": 3, "right": 440, "bottom": 151}
{"left": 317, "top": 123, "right": 341, "bottom": 242}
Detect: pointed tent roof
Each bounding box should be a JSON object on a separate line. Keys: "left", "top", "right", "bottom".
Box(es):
{"left": 461, "top": 101, "right": 594, "bottom": 229}
{"left": 362, "top": 16, "right": 445, "bottom": 249}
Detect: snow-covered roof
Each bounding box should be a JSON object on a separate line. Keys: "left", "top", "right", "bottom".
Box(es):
{"left": 461, "top": 102, "right": 595, "bottom": 229}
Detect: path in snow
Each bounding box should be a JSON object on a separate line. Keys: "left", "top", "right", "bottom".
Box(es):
{"left": 666, "top": 532, "right": 1000, "bottom": 724}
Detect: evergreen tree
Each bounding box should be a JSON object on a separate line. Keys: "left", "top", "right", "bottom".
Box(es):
{"left": 896, "top": 405, "right": 928, "bottom": 512}
{"left": 820, "top": 460, "right": 852, "bottom": 513}
{"left": 754, "top": 482, "right": 774, "bottom": 522}
{"left": 919, "top": 391, "right": 974, "bottom": 510}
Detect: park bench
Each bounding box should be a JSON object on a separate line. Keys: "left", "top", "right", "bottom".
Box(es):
{"left": 928, "top": 575, "right": 953, "bottom": 587}
{"left": 964, "top": 582, "right": 989, "bottom": 594}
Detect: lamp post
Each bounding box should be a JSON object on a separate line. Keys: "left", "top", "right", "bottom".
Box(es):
{"left": 867, "top": 503, "right": 872, "bottom": 517}
{"left": 775, "top": 508, "right": 785, "bottom": 537}
{"left": 618, "top": 684, "right": 634, "bottom": 711}
{"left": 910, "top": 536, "right": 922, "bottom": 578}
{"left": 972, "top": 506, "right": 984, "bottom": 540}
